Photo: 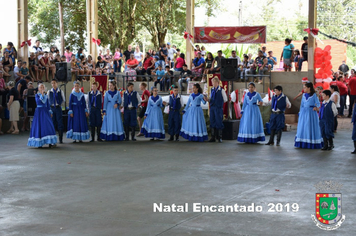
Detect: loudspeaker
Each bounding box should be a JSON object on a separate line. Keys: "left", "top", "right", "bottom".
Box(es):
{"left": 222, "top": 120, "right": 240, "bottom": 140}
{"left": 55, "top": 62, "right": 71, "bottom": 82}
{"left": 221, "top": 58, "right": 238, "bottom": 81}
{"left": 27, "top": 95, "right": 37, "bottom": 117}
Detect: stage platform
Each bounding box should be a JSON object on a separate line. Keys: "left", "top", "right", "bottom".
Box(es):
{"left": 0, "top": 129, "right": 355, "bottom": 235}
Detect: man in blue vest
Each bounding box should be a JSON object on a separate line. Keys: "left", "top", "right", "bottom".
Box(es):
{"left": 319, "top": 90, "right": 338, "bottom": 150}
{"left": 206, "top": 77, "right": 228, "bottom": 143}
{"left": 121, "top": 83, "right": 142, "bottom": 141}
{"left": 265, "top": 85, "right": 291, "bottom": 146}
{"left": 47, "top": 79, "right": 65, "bottom": 143}
{"left": 88, "top": 82, "right": 103, "bottom": 142}
{"left": 163, "top": 85, "right": 184, "bottom": 141}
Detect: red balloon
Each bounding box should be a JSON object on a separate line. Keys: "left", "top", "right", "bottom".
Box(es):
{"left": 314, "top": 82, "right": 323, "bottom": 88}
{"left": 322, "top": 82, "right": 330, "bottom": 90}
{"left": 323, "top": 51, "right": 329, "bottom": 57}
{"left": 315, "top": 47, "right": 323, "bottom": 53}
{"left": 324, "top": 45, "right": 332, "bottom": 51}
{"left": 322, "top": 73, "right": 328, "bottom": 79}
{"left": 325, "top": 55, "right": 332, "bottom": 61}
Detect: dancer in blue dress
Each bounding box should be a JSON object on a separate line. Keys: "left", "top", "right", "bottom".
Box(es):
{"left": 89, "top": 82, "right": 103, "bottom": 142}
{"left": 66, "top": 81, "right": 90, "bottom": 142}
{"left": 265, "top": 85, "right": 291, "bottom": 146}
{"left": 27, "top": 83, "right": 57, "bottom": 148}
{"left": 141, "top": 87, "right": 165, "bottom": 140}
{"left": 294, "top": 82, "right": 323, "bottom": 149}
{"left": 180, "top": 83, "right": 208, "bottom": 142}
{"left": 237, "top": 82, "right": 265, "bottom": 143}
{"left": 100, "top": 80, "right": 125, "bottom": 141}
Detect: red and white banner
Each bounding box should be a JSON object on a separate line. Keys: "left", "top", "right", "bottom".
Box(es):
{"left": 194, "top": 26, "right": 266, "bottom": 44}
{"left": 91, "top": 75, "right": 109, "bottom": 108}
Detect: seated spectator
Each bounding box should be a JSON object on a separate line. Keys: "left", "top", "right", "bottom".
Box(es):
{"left": 108, "top": 68, "right": 116, "bottom": 76}
{"left": 261, "top": 46, "right": 267, "bottom": 56}
{"left": 14, "top": 60, "right": 24, "bottom": 82}
{"left": 71, "top": 55, "right": 79, "bottom": 79}
{"left": 178, "top": 64, "right": 193, "bottom": 91}
{"left": 194, "top": 45, "right": 201, "bottom": 57}
{"left": 76, "top": 48, "right": 84, "bottom": 60}
{"left": 163, "top": 65, "right": 174, "bottom": 91}
{"left": 65, "top": 46, "right": 73, "bottom": 62}
{"left": 212, "top": 50, "right": 225, "bottom": 73}
{"left": 174, "top": 53, "right": 185, "bottom": 72}
{"left": 248, "top": 53, "right": 254, "bottom": 65}
{"left": 203, "top": 52, "right": 214, "bottom": 82}
{"left": 191, "top": 52, "right": 205, "bottom": 81}
{"left": 39, "top": 52, "right": 56, "bottom": 82}
{"left": 267, "top": 51, "right": 277, "bottom": 72}
{"left": 87, "top": 55, "right": 96, "bottom": 74}
{"left": 103, "top": 49, "right": 112, "bottom": 66}
{"left": 241, "top": 54, "right": 251, "bottom": 80}
{"left": 125, "top": 53, "right": 138, "bottom": 81}
{"left": 138, "top": 52, "right": 154, "bottom": 81}
{"left": 95, "top": 56, "right": 106, "bottom": 70}
{"left": 4, "top": 42, "right": 17, "bottom": 65}
{"left": 76, "top": 58, "right": 84, "bottom": 75}
{"left": 248, "top": 50, "right": 268, "bottom": 84}
{"left": 1, "top": 51, "right": 13, "bottom": 73}
{"left": 81, "top": 56, "right": 90, "bottom": 76}
{"left": 154, "top": 65, "right": 165, "bottom": 91}
{"left": 0, "top": 64, "right": 11, "bottom": 82}
{"left": 95, "top": 68, "right": 103, "bottom": 75}
{"left": 20, "top": 61, "right": 29, "bottom": 78}
{"left": 0, "top": 70, "right": 9, "bottom": 107}
{"left": 29, "top": 53, "right": 40, "bottom": 81}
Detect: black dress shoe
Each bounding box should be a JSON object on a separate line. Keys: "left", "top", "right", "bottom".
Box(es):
{"left": 98, "top": 138, "right": 103, "bottom": 142}
{"left": 169, "top": 136, "right": 174, "bottom": 141}
{"left": 90, "top": 139, "right": 95, "bottom": 142}
{"left": 265, "top": 142, "right": 274, "bottom": 145}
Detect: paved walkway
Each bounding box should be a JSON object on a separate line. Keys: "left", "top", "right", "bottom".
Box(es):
{"left": 0, "top": 130, "right": 355, "bottom": 236}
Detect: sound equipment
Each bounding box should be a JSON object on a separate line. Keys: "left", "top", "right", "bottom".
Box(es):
{"left": 27, "top": 95, "right": 37, "bottom": 117}
{"left": 55, "top": 62, "right": 71, "bottom": 82}
{"left": 221, "top": 58, "right": 238, "bottom": 81}
{"left": 222, "top": 120, "right": 240, "bottom": 140}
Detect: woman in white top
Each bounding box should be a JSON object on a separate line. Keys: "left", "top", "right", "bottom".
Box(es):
{"left": 134, "top": 46, "right": 143, "bottom": 67}
{"left": 200, "top": 46, "right": 207, "bottom": 57}
{"left": 330, "top": 85, "right": 340, "bottom": 133}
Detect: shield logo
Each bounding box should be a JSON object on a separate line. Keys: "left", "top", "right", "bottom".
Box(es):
{"left": 315, "top": 193, "right": 342, "bottom": 225}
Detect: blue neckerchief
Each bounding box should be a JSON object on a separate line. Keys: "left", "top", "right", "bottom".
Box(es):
{"left": 191, "top": 93, "right": 200, "bottom": 100}
{"left": 108, "top": 90, "right": 116, "bottom": 98}
{"left": 91, "top": 90, "right": 98, "bottom": 106}
{"left": 172, "top": 94, "right": 177, "bottom": 109}
{"left": 39, "top": 93, "right": 47, "bottom": 104}
{"left": 151, "top": 95, "right": 159, "bottom": 103}
{"left": 304, "top": 93, "right": 311, "bottom": 100}
{"left": 53, "top": 88, "right": 58, "bottom": 106}
{"left": 127, "top": 91, "right": 133, "bottom": 104}
{"left": 273, "top": 94, "right": 282, "bottom": 110}
{"left": 73, "top": 91, "right": 82, "bottom": 100}
{"left": 247, "top": 92, "right": 256, "bottom": 100}
{"left": 211, "top": 86, "right": 218, "bottom": 100}
{"left": 320, "top": 102, "right": 326, "bottom": 119}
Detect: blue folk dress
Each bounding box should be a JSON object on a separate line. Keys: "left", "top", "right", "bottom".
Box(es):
{"left": 141, "top": 95, "right": 165, "bottom": 139}
{"left": 180, "top": 93, "right": 208, "bottom": 142}
{"left": 100, "top": 90, "right": 125, "bottom": 141}
{"left": 66, "top": 91, "right": 90, "bottom": 141}
{"left": 27, "top": 93, "right": 57, "bottom": 147}
{"left": 237, "top": 92, "right": 265, "bottom": 143}
{"left": 294, "top": 93, "right": 323, "bottom": 149}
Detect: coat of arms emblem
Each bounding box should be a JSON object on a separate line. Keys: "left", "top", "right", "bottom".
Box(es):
{"left": 311, "top": 181, "right": 346, "bottom": 230}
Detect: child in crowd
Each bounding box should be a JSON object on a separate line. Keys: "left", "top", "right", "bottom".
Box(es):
{"left": 47, "top": 79, "right": 65, "bottom": 143}
{"left": 237, "top": 82, "right": 265, "bottom": 143}
{"left": 27, "top": 83, "right": 57, "bottom": 148}
{"left": 20, "top": 62, "right": 29, "bottom": 77}
{"left": 319, "top": 90, "right": 338, "bottom": 151}
{"left": 163, "top": 85, "right": 183, "bottom": 141}
{"left": 137, "top": 82, "right": 151, "bottom": 137}
{"left": 294, "top": 77, "right": 309, "bottom": 100}
{"left": 65, "top": 47, "right": 73, "bottom": 62}
{"left": 101, "top": 81, "right": 125, "bottom": 141}
{"left": 66, "top": 81, "right": 90, "bottom": 142}
{"left": 154, "top": 65, "right": 165, "bottom": 91}
{"left": 265, "top": 85, "right": 291, "bottom": 146}
{"left": 164, "top": 65, "right": 174, "bottom": 92}
{"left": 121, "top": 83, "right": 142, "bottom": 141}
{"left": 180, "top": 83, "right": 208, "bottom": 142}
{"left": 206, "top": 77, "right": 228, "bottom": 143}
{"left": 140, "top": 87, "right": 165, "bottom": 140}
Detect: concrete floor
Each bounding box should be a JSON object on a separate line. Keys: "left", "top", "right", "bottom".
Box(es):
{"left": 0, "top": 129, "right": 355, "bottom": 236}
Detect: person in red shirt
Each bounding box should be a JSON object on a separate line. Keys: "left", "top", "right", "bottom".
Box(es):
{"left": 336, "top": 76, "right": 348, "bottom": 116}
{"left": 137, "top": 82, "right": 151, "bottom": 136}
{"left": 138, "top": 52, "right": 154, "bottom": 81}
{"left": 348, "top": 74, "right": 356, "bottom": 117}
